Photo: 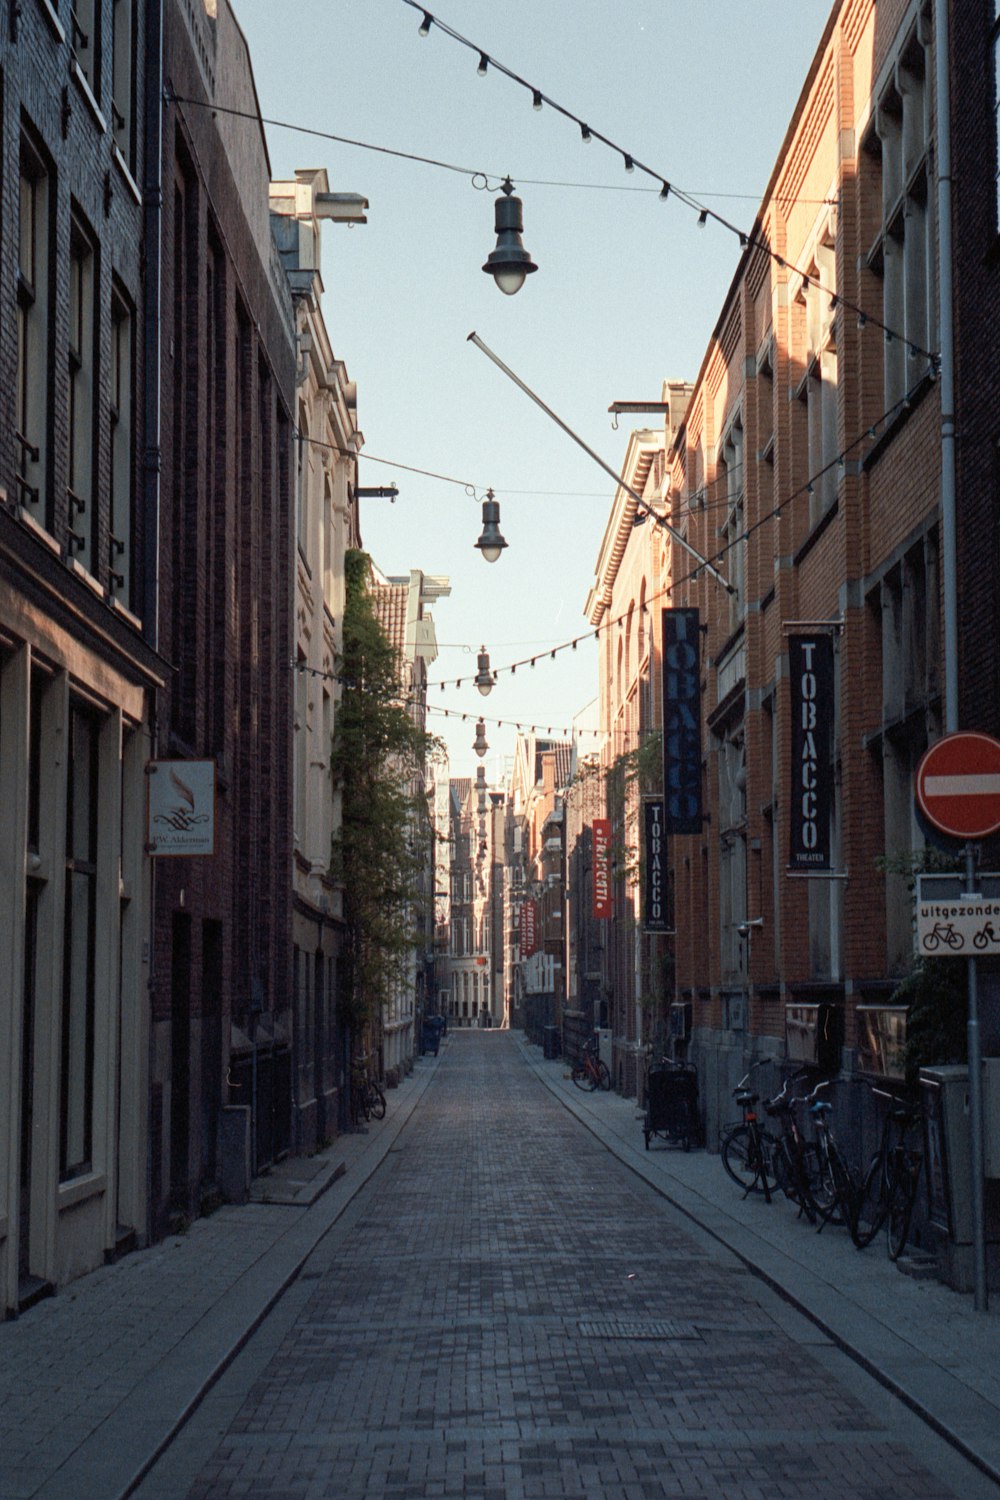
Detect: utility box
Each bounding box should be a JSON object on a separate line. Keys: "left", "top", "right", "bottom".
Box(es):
{"left": 920, "top": 1062, "right": 1000, "bottom": 1292}
{"left": 597, "top": 1028, "right": 612, "bottom": 1070}
{"left": 219, "top": 1105, "right": 251, "bottom": 1204}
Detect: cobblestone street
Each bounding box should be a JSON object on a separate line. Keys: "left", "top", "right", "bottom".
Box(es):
{"left": 137, "top": 1032, "right": 994, "bottom": 1500}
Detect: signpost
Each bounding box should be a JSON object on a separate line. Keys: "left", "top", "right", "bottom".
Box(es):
{"left": 913, "top": 731, "right": 1000, "bottom": 1313}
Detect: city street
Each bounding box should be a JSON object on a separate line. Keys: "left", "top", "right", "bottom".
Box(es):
{"left": 129, "top": 1031, "right": 995, "bottom": 1500}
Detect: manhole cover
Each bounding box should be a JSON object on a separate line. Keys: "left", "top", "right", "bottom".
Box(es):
{"left": 577, "top": 1319, "right": 701, "bottom": 1341}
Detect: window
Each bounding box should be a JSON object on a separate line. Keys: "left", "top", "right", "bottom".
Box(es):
{"left": 864, "top": 21, "right": 933, "bottom": 404}
{"left": 71, "top": 0, "right": 100, "bottom": 100}
{"left": 109, "top": 287, "right": 133, "bottom": 600}
{"left": 68, "top": 212, "right": 97, "bottom": 568}
{"left": 869, "top": 532, "right": 941, "bottom": 968}
{"left": 111, "top": 0, "right": 135, "bottom": 167}
{"left": 718, "top": 417, "right": 745, "bottom": 629}
{"left": 796, "top": 235, "right": 838, "bottom": 525}
{"left": 17, "top": 135, "right": 51, "bottom": 523}
{"left": 61, "top": 705, "right": 100, "bottom": 1180}
{"left": 716, "top": 728, "right": 747, "bottom": 984}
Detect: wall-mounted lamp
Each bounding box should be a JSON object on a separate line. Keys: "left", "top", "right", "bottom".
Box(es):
{"left": 736, "top": 917, "right": 765, "bottom": 939}
{"left": 482, "top": 178, "right": 537, "bottom": 296}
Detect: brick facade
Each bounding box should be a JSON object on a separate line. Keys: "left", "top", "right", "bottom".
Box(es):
{"left": 149, "top": 0, "right": 296, "bottom": 1226}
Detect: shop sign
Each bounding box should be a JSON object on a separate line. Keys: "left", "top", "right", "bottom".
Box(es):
{"left": 788, "top": 634, "right": 834, "bottom": 871}
{"left": 592, "top": 818, "right": 612, "bottom": 919}
{"left": 147, "top": 759, "right": 216, "bottom": 856}
{"left": 520, "top": 898, "right": 538, "bottom": 958}
{"left": 643, "top": 799, "right": 668, "bottom": 932}
{"left": 661, "top": 608, "right": 702, "bottom": 834}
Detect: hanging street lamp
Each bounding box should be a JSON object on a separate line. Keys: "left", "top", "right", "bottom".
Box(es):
{"left": 473, "top": 719, "right": 489, "bottom": 757}
{"left": 482, "top": 178, "right": 537, "bottom": 296}
{"left": 474, "top": 490, "right": 507, "bottom": 563}
{"left": 475, "top": 646, "right": 494, "bottom": 696}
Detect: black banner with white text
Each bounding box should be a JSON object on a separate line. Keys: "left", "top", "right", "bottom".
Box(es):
{"left": 643, "top": 799, "right": 669, "bottom": 931}
{"left": 788, "top": 634, "right": 834, "bottom": 872}
{"left": 661, "top": 608, "right": 703, "bottom": 835}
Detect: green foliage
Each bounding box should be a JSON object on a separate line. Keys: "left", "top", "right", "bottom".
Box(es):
{"left": 571, "top": 732, "right": 664, "bottom": 884}
{"left": 332, "top": 551, "right": 437, "bottom": 1031}
{"left": 892, "top": 958, "right": 968, "bottom": 1084}
{"left": 878, "top": 846, "right": 967, "bottom": 1082}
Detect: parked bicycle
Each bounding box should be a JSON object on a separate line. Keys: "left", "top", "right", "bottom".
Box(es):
{"left": 720, "top": 1060, "right": 778, "bottom": 1200}
{"left": 854, "top": 1086, "right": 925, "bottom": 1258}
{"left": 351, "top": 1069, "right": 386, "bottom": 1124}
{"left": 571, "top": 1034, "right": 611, "bottom": 1092}
{"left": 764, "top": 1076, "right": 835, "bottom": 1224}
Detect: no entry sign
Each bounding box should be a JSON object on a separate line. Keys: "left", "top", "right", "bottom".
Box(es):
{"left": 915, "top": 732, "right": 1000, "bottom": 840}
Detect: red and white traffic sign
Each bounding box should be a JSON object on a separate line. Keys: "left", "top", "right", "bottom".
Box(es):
{"left": 915, "top": 732, "right": 1000, "bottom": 840}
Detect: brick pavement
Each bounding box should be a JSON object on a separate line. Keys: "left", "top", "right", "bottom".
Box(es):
{"left": 135, "top": 1031, "right": 997, "bottom": 1500}
{"left": 2, "top": 1033, "right": 998, "bottom": 1500}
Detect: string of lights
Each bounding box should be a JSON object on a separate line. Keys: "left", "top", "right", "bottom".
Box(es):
{"left": 402, "top": 0, "right": 939, "bottom": 363}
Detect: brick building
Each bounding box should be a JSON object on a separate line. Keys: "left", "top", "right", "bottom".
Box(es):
{"left": 651, "top": 0, "right": 951, "bottom": 1146}
{"left": 506, "top": 735, "right": 572, "bottom": 1043}
{"left": 151, "top": 0, "right": 297, "bottom": 1225}
{"left": 0, "top": 0, "right": 162, "bottom": 1312}
{"left": 270, "top": 168, "right": 365, "bottom": 1153}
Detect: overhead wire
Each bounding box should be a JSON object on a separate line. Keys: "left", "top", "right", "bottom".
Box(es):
{"left": 401, "top": 0, "right": 939, "bottom": 364}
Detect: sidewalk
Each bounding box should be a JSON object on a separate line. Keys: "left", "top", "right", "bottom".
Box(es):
{"left": 0, "top": 1052, "right": 442, "bottom": 1500}
{"left": 519, "top": 1036, "right": 1000, "bottom": 1489}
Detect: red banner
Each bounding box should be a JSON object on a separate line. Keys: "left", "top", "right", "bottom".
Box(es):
{"left": 520, "top": 898, "right": 538, "bottom": 958}
{"left": 592, "top": 818, "right": 612, "bottom": 919}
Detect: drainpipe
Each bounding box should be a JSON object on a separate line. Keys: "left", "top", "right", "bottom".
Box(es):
{"left": 935, "top": 0, "right": 987, "bottom": 1313}
{"left": 934, "top": 0, "right": 957, "bottom": 732}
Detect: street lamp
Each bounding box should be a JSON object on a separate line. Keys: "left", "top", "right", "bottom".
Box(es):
{"left": 473, "top": 719, "right": 489, "bottom": 757}
{"left": 482, "top": 179, "right": 537, "bottom": 297}
{"left": 475, "top": 646, "right": 494, "bottom": 696}
{"left": 474, "top": 490, "right": 507, "bottom": 563}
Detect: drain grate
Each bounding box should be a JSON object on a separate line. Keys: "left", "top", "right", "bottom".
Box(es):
{"left": 577, "top": 1319, "right": 701, "bottom": 1341}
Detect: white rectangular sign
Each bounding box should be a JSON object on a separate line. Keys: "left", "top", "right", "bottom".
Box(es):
{"left": 915, "top": 887, "right": 1000, "bottom": 956}
{"left": 147, "top": 760, "right": 216, "bottom": 856}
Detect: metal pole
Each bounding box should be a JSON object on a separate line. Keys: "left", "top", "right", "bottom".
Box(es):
{"left": 934, "top": 0, "right": 958, "bottom": 733}
{"left": 964, "top": 841, "right": 988, "bottom": 1310}
{"left": 467, "top": 332, "right": 734, "bottom": 594}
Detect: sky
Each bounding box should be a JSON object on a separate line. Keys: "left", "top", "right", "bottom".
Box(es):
{"left": 235, "top": 0, "right": 833, "bottom": 783}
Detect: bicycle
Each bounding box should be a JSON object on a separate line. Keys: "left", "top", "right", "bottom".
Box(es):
{"left": 720, "top": 1060, "right": 779, "bottom": 1201}
{"left": 855, "top": 1086, "right": 924, "bottom": 1259}
{"left": 351, "top": 1070, "right": 386, "bottom": 1123}
{"left": 571, "top": 1034, "right": 611, "bottom": 1092}
{"left": 765, "top": 1075, "right": 831, "bottom": 1224}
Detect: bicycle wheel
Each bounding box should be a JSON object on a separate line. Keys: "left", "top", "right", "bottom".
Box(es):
{"left": 721, "top": 1125, "right": 774, "bottom": 1194}
{"left": 814, "top": 1139, "right": 855, "bottom": 1228}
{"left": 886, "top": 1156, "right": 920, "bottom": 1261}
{"left": 808, "top": 1142, "right": 844, "bottom": 1226}
{"left": 572, "top": 1060, "right": 595, "bottom": 1091}
{"left": 369, "top": 1083, "right": 386, "bottom": 1121}
{"left": 853, "top": 1153, "right": 891, "bottom": 1248}
{"left": 596, "top": 1060, "right": 612, "bottom": 1091}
